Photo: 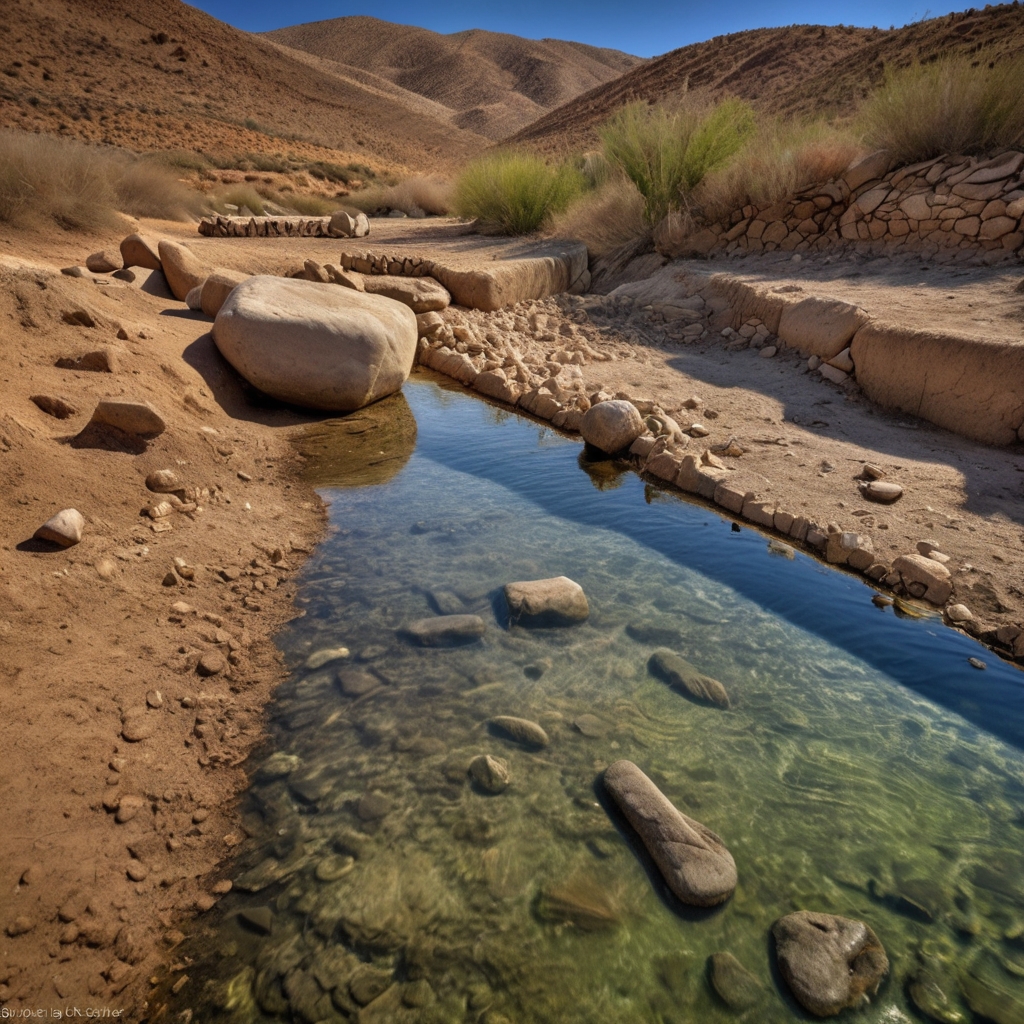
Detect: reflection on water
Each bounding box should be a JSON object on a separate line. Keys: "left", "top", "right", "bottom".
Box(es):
{"left": 172, "top": 373, "right": 1024, "bottom": 1024}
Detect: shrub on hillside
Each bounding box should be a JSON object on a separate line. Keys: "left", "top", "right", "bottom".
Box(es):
{"left": 0, "top": 131, "right": 201, "bottom": 229}
{"left": 860, "top": 55, "right": 1024, "bottom": 163}
{"left": 349, "top": 176, "right": 453, "bottom": 217}
{"left": 453, "top": 153, "right": 586, "bottom": 235}
{"left": 547, "top": 176, "right": 647, "bottom": 257}
{"left": 600, "top": 97, "right": 755, "bottom": 225}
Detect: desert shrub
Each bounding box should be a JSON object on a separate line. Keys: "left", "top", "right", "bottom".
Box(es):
{"left": 213, "top": 186, "right": 266, "bottom": 216}
{"left": 349, "top": 175, "right": 452, "bottom": 217}
{"left": 0, "top": 130, "right": 201, "bottom": 229}
{"left": 284, "top": 193, "right": 336, "bottom": 216}
{"left": 859, "top": 54, "right": 1024, "bottom": 162}
{"left": 453, "top": 152, "right": 586, "bottom": 235}
{"left": 698, "top": 121, "right": 862, "bottom": 223}
{"left": 306, "top": 159, "right": 376, "bottom": 184}
{"left": 600, "top": 97, "right": 755, "bottom": 225}
{"left": 546, "top": 176, "right": 647, "bottom": 257}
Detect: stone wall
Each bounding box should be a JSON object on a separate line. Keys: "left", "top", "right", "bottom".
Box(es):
{"left": 198, "top": 215, "right": 334, "bottom": 238}
{"left": 657, "top": 150, "right": 1024, "bottom": 265}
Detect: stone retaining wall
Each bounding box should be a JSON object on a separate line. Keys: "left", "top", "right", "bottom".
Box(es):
{"left": 657, "top": 150, "right": 1024, "bottom": 265}
{"left": 198, "top": 215, "right": 334, "bottom": 238}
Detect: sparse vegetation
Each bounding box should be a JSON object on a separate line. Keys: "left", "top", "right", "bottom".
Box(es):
{"left": 546, "top": 176, "right": 647, "bottom": 256}
{"left": 212, "top": 185, "right": 267, "bottom": 216}
{"left": 349, "top": 176, "right": 453, "bottom": 217}
{"left": 859, "top": 54, "right": 1024, "bottom": 163}
{"left": 0, "top": 130, "right": 202, "bottom": 229}
{"left": 453, "top": 152, "right": 586, "bottom": 235}
{"left": 600, "top": 97, "right": 755, "bottom": 225}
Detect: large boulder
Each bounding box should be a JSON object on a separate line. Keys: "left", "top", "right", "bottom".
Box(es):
{"left": 200, "top": 269, "right": 248, "bottom": 318}
{"left": 773, "top": 911, "right": 889, "bottom": 1017}
{"left": 120, "top": 233, "right": 161, "bottom": 271}
{"left": 329, "top": 210, "right": 370, "bottom": 238}
{"left": 361, "top": 275, "right": 451, "bottom": 313}
{"left": 213, "top": 276, "right": 418, "bottom": 412}
{"left": 603, "top": 760, "right": 736, "bottom": 906}
{"left": 581, "top": 400, "right": 644, "bottom": 454}
{"left": 777, "top": 297, "right": 869, "bottom": 360}
{"left": 504, "top": 576, "right": 589, "bottom": 626}
{"left": 157, "top": 240, "right": 209, "bottom": 301}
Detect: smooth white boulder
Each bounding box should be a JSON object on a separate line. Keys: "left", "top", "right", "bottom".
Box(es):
{"left": 213, "top": 276, "right": 418, "bottom": 412}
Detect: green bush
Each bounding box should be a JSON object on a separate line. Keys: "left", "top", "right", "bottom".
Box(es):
{"left": 860, "top": 55, "right": 1024, "bottom": 163}
{"left": 600, "top": 97, "right": 755, "bottom": 224}
{"left": 453, "top": 152, "right": 586, "bottom": 235}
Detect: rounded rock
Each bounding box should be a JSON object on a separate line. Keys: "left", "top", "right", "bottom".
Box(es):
{"left": 86, "top": 250, "right": 122, "bottom": 274}
{"left": 88, "top": 399, "right": 166, "bottom": 437}
{"left": 580, "top": 400, "right": 645, "bottom": 454}
{"left": 469, "top": 754, "right": 510, "bottom": 793}
{"left": 120, "top": 234, "right": 162, "bottom": 271}
{"left": 200, "top": 269, "right": 248, "bottom": 318}
{"left": 860, "top": 480, "right": 903, "bottom": 504}
{"left": 146, "top": 469, "right": 180, "bottom": 493}
{"left": 503, "top": 576, "right": 589, "bottom": 626}
{"left": 489, "top": 716, "right": 549, "bottom": 747}
{"left": 157, "top": 240, "right": 209, "bottom": 301}
{"left": 213, "top": 276, "right": 418, "bottom": 412}
{"left": 120, "top": 710, "right": 155, "bottom": 743}
{"left": 197, "top": 651, "right": 227, "bottom": 677}
{"left": 34, "top": 508, "right": 85, "bottom": 547}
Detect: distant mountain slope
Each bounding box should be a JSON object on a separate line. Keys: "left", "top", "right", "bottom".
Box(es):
{"left": 508, "top": 4, "right": 1024, "bottom": 154}
{"left": 265, "top": 15, "right": 643, "bottom": 139}
{"left": 0, "top": 0, "right": 489, "bottom": 171}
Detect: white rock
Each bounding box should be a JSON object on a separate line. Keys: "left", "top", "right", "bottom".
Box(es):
{"left": 504, "top": 576, "right": 589, "bottom": 625}
{"left": 34, "top": 508, "right": 85, "bottom": 547}
{"left": 828, "top": 347, "right": 855, "bottom": 373}
{"left": 580, "top": 400, "right": 644, "bottom": 453}
{"left": 88, "top": 399, "right": 166, "bottom": 436}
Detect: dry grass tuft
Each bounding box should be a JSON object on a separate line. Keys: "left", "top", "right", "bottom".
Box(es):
{"left": 0, "top": 130, "right": 202, "bottom": 229}
{"left": 547, "top": 177, "right": 647, "bottom": 257}
{"left": 859, "top": 55, "right": 1024, "bottom": 164}
{"left": 349, "top": 176, "right": 453, "bottom": 217}
{"left": 697, "top": 122, "right": 862, "bottom": 224}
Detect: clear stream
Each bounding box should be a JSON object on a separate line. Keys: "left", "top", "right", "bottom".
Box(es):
{"left": 173, "top": 372, "right": 1024, "bottom": 1024}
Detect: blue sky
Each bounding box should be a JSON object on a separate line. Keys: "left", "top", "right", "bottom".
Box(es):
{"left": 188, "top": 0, "right": 972, "bottom": 57}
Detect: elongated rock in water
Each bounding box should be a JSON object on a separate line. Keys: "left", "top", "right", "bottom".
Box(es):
{"left": 708, "top": 952, "right": 765, "bottom": 1010}
{"left": 649, "top": 649, "right": 730, "bottom": 708}
{"left": 405, "top": 614, "right": 485, "bottom": 645}
{"left": 772, "top": 911, "right": 889, "bottom": 1017}
{"left": 602, "top": 760, "right": 736, "bottom": 906}
{"left": 489, "top": 716, "right": 549, "bottom": 747}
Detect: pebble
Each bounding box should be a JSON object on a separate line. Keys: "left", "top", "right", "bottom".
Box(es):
{"left": 708, "top": 952, "right": 765, "bottom": 1010}
{"left": 503, "top": 576, "right": 589, "bottom": 626}
{"left": 88, "top": 399, "right": 166, "bottom": 437}
{"left": 126, "top": 862, "right": 149, "bottom": 882}
{"left": 146, "top": 469, "right": 180, "bottom": 493}
{"left": 238, "top": 906, "right": 273, "bottom": 934}
{"left": 161, "top": 571, "right": 179, "bottom": 587}
{"left": 211, "top": 879, "right": 232, "bottom": 895}
{"left": 573, "top": 714, "right": 609, "bottom": 738}
{"left": 968, "top": 657, "right": 986, "bottom": 670}
{"left": 759, "top": 345, "right": 777, "bottom": 358}
{"left": 6, "top": 916, "right": 34, "bottom": 937}
{"left": 195, "top": 893, "right": 217, "bottom": 912}
{"left": 349, "top": 965, "right": 392, "bottom": 1006}
{"left": 489, "top": 716, "right": 549, "bottom": 747}
{"left": 304, "top": 646, "right": 350, "bottom": 670}
{"left": 34, "top": 508, "right": 85, "bottom": 548}
{"left": 404, "top": 614, "right": 486, "bottom": 645}
{"left": 170, "top": 601, "right": 193, "bottom": 616}
{"left": 121, "top": 710, "right": 155, "bottom": 742}
{"left": 689, "top": 423, "right": 710, "bottom": 437}
{"left": 197, "top": 651, "right": 227, "bottom": 676}
{"left": 469, "top": 754, "right": 511, "bottom": 793}
{"left": 315, "top": 854, "right": 355, "bottom": 881}
{"left": 115, "top": 795, "right": 146, "bottom": 823}
{"left": 336, "top": 668, "right": 380, "bottom": 697}
{"left": 145, "top": 690, "right": 163, "bottom": 708}
{"left": 356, "top": 791, "right": 392, "bottom": 821}
{"left": 860, "top": 480, "right": 904, "bottom": 504}
{"left": 946, "top": 603, "right": 974, "bottom": 623}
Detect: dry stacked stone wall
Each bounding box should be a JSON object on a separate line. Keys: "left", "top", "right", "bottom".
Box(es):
{"left": 662, "top": 151, "right": 1024, "bottom": 265}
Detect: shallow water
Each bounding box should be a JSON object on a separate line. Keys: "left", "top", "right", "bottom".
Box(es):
{"left": 175, "top": 372, "right": 1024, "bottom": 1024}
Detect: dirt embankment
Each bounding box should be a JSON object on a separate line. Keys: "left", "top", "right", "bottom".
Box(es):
{"left": 0, "top": 220, "right": 325, "bottom": 1015}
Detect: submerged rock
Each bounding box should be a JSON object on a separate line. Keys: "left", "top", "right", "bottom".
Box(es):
{"left": 708, "top": 951, "right": 765, "bottom": 1010}
{"left": 535, "top": 873, "right": 621, "bottom": 930}
{"left": 469, "top": 754, "right": 510, "bottom": 794}
{"left": 602, "top": 760, "right": 736, "bottom": 906}
{"left": 649, "top": 649, "right": 730, "bottom": 708}
{"left": 336, "top": 668, "right": 380, "bottom": 697}
{"left": 504, "top": 576, "right": 589, "bottom": 626}
{"left": 489, "top": 716, "right": 549, "bottom": 747}
{"left": 908, "top": 963, "right": 966, "bottom": 1024}
{"left": 405, "top": 614, "right": 486, "bottom": 645}
{"left": 772, "top": 910, "right": 889, "bottom": 1017}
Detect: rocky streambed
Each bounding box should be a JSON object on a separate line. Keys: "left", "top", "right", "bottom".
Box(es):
{"left": 160, "top": 376, "right": 1024, "bottom": 1024}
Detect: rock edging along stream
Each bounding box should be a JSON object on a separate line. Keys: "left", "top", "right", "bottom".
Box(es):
{"left": 413, "top": 345, "right": 1024, "bottom": 670}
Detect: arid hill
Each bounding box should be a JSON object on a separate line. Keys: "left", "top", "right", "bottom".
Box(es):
{"left": 509, "top": 4, "right": 1024, "bottom": 154}
{"left": 0, "top": 0, "right": 491, "bottom": 173}
{"left": 265, "top": 16, "right": 643, "bottom": 140}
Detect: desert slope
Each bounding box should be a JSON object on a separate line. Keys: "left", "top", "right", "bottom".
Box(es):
{"left": 0, "top": 0, "right": 488, "bottom": 171}
{"left": 509, "top": 4, "right": 1024, "bottom": 154}
{"left": 265, "top": 15, "right": 643, "bottom": 139}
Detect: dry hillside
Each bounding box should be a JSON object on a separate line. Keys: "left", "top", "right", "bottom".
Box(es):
{"left": 510, "top": 3, "right": 1024, "bottom": 154}
{"left": 265, "top": 16, "right": 643, "bottom": 140}
{"left": 0, "top": 0, "right": 490, "bottom": 173}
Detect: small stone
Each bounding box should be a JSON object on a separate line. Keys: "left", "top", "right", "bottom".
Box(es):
{"left": 121, "top": 710, "right": 155, "bottom": 742}
{"left": 6, "top": 916, "right": 34, "bottom": 937}
{"left": 115, "top": 795, "right": 146, "bottom": 823}
{"left": 968, "top": 657, "right": 986, "bottom": 670}
{"left": 708, "top": 952, "right": 765, "bottom": 1010}
{"left": 404, "top": 614, "right": 485, "bottom": 645}
{"left": 860, "top": 480, "right": 903, "bottom": 504}
{"left": 469, "top": 754, "right": 510, "bottom": 793}
{"left": 195, "top": 893, "right": 216, "bottom": 912}
{"left": 315, "top": 854, "right": 355, "bottom": 881}
{"left": 759, "top": 345, "right": 777, "bottom": 358}
{"left": 504, "top": 576, "right": 589, "bottom": 626}
{"left": 946, "top": 603, "right": 973, "bottom": 623}
{"left": 55, "top": 348, "right": 116, "bottom": 373}
{"left": 126, "top": 862, "right": 149, "bottom": 882}
{"left": 357, "top": 790, "right": 392, "bottom": 820}
{"left": 336, "top": 668, "right": 379, "bottom": 697}
{"left": 30, "top": 394, "right": 77, "bottom": 419}
{"left": 649, "top": 649, "right": 730, "bottom": 708}
{"left": 304, "top": 646, "right": 349, "bottom": 669}
{"left": 170, "top": 601, "right": 193, "bottom": 616}
{"left": 349, "top": 965, "right": 392, "bottom": 1006}
{"left": 490, "top": 716, "right": 549, "bottom": 747}
{"left": 86, "top": 250, "right": 122, "bottom": 273}
{"left": 573, "top": 713, "right": 609, "bottom": 738}
{"left": 146, "top": 469, "right": 180, "bottom": 493}
{"left": 88, "top": 399, "right": 166, "bottom": 437}
{"left": 807, "top": 355, "right": 822, "bottom": 370}
{"left": 238, "top": 906, "right": 273, "bottom": 934}
{"left": 772, "top": 911, "right": 888, "bottom": 1017}
{"left": 145, "top": 690, "right": 163, "bottom": 708}
{"left": 689, "top": 423, "right": 709, "bottom": 437}
{"left": 161, "top": 571, "right": 179, "bottom": 587}
{"left": 603, "top": 760, "right": 736, "bottom": 906}
{"left": 211, "top": 879, "right": 232, "bottom": 895}
{"left": 197, "top": 651, "right": 227, "bottom": 676}
{"left": 34, "top": 508, "right": 85, "bottom": 547}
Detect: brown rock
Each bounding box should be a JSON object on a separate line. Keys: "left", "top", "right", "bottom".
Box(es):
{"left": 157, "top": 240, "right": 209, "bottom": 301}
{"left": 34, "top": 508, "right": 85, "bottom": 547}
{"left": 773, "top": 911, "right": 888, "bottom": 1017}
{"left": 145, "top": 469, "right": 180, "bottom": 493}
{"left": 88, "top": 399, "right": 165, "bottom": 436}
{"left": 55, "top": 348, "right": 117, "bottom": 373}
{"left": 197, "top": 651, "right": 227, "bottom": 676}
{"left": 361, "top": 275, "right": 451, "bottom": 313}
{"left": 581, "top": 400, "right": 644, "bottom": 453}
{"left": 649, "top": 649, "right": 730, "bottom": 708}
{"left": 504, "top": 576, "right": 589, "bottom": 625}
{"left": 120, "top": 711, "right": 154, "bottom": 742}
{"left": 489, "top": 716, "right": 549, "bottom": 747}
{"left": 200, "top": 269, "right": 248, "bottom": 318}
{"left": 30, "top": 394, "right": 77, "bottom": 419}
{"left": 86, "top": 250, "right": 122, "bottom": 273}
{"left": 468, "top": 754, "right": 510, "bottom": 793}
{"left": 603, "top": 760, "right": 736, "bottom": 906}
{"left": 115, "top": 795, "right": 146, "bottom": 823}
{"left": 893, "top": 554, "right": 952, "bottom": 605}
{"left": 860, "top": 480, "right": 903, "bottom": 504}
{"left": 120, "top": 234, "right": 162, "bottom": 271}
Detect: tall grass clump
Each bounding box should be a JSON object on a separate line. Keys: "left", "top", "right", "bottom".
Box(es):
{"left": 698, "top": 121, "right": 862, "bottom": 224}
{"left": 860, "top": 55, "right": 1024, "bottom": 163}
{"left": 600, "top": 97, "right": 755, "bottom": 225}
{"left": 546, "top": 177, "right": 647, "bottom": 257}
{"left": 0, "top": 130, "right": 201, "bottom": 229}
{"left": 349, "top": 176, "right": 453, "bottom": 217}
{"left": 453, "top": 152, "right": 586, "bottom": 235}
